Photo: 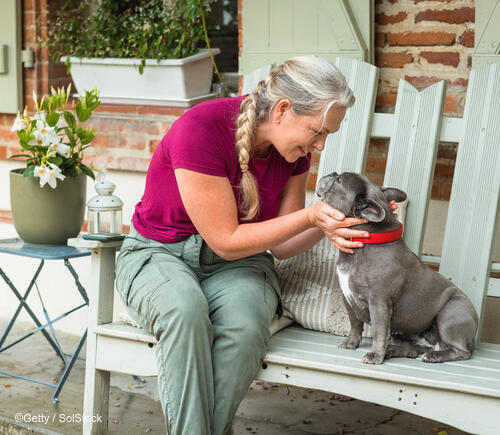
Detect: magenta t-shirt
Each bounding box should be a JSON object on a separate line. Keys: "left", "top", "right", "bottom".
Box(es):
{"left": 132, "top": 95, "right": 311, "bottom": 243}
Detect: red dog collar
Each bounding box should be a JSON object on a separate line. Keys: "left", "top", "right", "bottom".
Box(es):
{"left": 351, "top": 223, "right": 403, "bottom": 244}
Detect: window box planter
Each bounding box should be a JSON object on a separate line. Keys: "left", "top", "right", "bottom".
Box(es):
{"left": 61, "top": 48, "right": 220, "bottom": 108}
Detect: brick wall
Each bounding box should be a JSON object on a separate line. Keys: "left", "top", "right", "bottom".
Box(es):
{"left": 366, "top": 0, "right": 475, "bottom": 200}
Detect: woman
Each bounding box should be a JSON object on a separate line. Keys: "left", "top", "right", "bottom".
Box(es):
{"left": 116, "top": 56, "right": 385, "bottom": 434}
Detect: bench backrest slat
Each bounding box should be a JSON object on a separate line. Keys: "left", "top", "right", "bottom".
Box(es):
{"left": 439, "top": 63, "right": 500, "bottom": 325}
{"left": 383, "top": 80, "right": 447, "bottom": 255}
{"left": 316, "top": 58, "right": 379, "bottom": 180}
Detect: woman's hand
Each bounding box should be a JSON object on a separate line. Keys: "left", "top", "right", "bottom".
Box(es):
{"left": 307, "top": 202, "right": 369, "bottom": 254}
{"left": 307, "top": 200, "right": 399, "bottom": 254}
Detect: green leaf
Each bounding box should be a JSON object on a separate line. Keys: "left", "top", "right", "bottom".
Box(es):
{"left": 64, "top": 112, "right": 76, "bottom": 129}
{"left": 67, "top": 165, "right": 79, "bottom": 177}
{"left": 64, "top": 127, "right": 77, "bottom": 147}
{"left": 9, "top": 154, "right": 31, "bottom": 159}
{"left": 46, "top": 112, "right": 61, "bottom": 127}
{"left": 23, "top": 166, "right": 35, "bottom": 179}
{"left": 79, "top": 163, "right": 95, "bottom": 180}
{"left": 49, "top": 155, "right": 64, "bottom": 166}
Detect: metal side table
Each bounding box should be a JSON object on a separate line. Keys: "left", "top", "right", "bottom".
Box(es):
{"left": 0, "top": 238, "right": 91, "bottom": 402}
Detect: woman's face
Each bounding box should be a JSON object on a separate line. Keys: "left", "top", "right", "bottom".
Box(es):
{"left": 269, "top": 101, "right": 347, "bottom": 163}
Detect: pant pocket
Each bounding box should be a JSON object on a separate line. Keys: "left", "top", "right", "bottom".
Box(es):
{"left": 115, "top": 249, "right": 153, "bottom": 308}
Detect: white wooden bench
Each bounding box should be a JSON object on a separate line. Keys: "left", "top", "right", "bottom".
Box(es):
{"left": 69, "top": 59, "right": 500, "bottom": 434}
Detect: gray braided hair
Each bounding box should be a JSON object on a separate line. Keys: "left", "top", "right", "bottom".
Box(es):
{"left": 235, "top": 55, "right": 355, "bottom": 221}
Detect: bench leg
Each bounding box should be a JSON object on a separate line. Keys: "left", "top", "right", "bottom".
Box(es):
{"left": 83, "top": 247, "right": 116, "bottom": 434}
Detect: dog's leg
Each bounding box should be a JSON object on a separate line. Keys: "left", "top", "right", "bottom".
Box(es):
{"left": 422, "top": 292, "right": 477, "bottom": 363}
{"left": 338, "top": 296, "right": 363, "bottom": 350}
{"left": 386, "top": 336, "right": 419, "bottom": 359}
{"left": 363, "top": 301, "right": 392, "bottom": 364}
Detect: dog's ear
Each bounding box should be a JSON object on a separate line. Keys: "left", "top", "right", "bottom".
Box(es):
{"left": 352, "top": 197, "right": 386, "bottom": 222}
{"left": 381, "top": 187, "right": 407, "bottom": 203}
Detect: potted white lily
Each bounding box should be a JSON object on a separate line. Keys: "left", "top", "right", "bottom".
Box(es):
{"left": 9, "top": 86, "right": 101, "bottom": 245}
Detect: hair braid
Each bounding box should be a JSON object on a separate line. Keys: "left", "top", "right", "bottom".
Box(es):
{"left": 235, "top": 92, "right": 260, "bottom": 220}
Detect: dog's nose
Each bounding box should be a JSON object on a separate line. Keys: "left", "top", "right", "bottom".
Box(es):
{"left": 329, "top": 172, "right": 339, "bottom": 178}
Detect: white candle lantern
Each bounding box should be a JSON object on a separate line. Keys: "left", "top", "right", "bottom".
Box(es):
{"left": 87, "top": 180, "right": 123, "bottom": 235}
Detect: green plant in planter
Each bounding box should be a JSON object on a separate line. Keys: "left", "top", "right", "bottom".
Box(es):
{"left": 46, "top": 0, "right": 213, "bottom": 74}
{"left": 10, "top": 85, "right": 100, "bottom": 188}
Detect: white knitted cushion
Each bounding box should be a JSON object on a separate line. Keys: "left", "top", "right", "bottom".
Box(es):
{"left": 272, "top": 236, "right": 351, "bottom": 336}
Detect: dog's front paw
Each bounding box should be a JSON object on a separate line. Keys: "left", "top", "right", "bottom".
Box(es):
{"left": 338, "top": 338, "right": 360, "bottom": 350}
{"left": 362, "top": 351, "right": 384, "bottom": 364}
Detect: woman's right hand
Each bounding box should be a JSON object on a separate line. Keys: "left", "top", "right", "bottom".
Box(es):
{"left": 307, "top": 201, "right": 370, "bottom": 254}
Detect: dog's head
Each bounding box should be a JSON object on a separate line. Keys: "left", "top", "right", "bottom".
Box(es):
{"left": 316, "top": 172, "right": 407, "bottom": 223}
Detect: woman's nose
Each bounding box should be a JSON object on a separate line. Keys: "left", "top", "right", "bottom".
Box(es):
{"left": 314, "top": 139, "right": 326, "bottom": 152}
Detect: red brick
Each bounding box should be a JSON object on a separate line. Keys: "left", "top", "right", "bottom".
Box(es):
{"left": 444, "top": 94, "right": 458, "bottom": 114}
{"left": 369, "top": 138, "right": 389, "bottom": 154}
{"left": 306, "top": 173, "right": 317, "bottom": 191}
{"left": 376, "top": 52, "right": 413, "bottom": 68}
{"left": 376, "top": 11, "right": 407, "bottom": 25}
{"left": 367, "top": 176, "right": 384, "bottom": 187}
{"left": 137, "top": 106, "right": 185, "bottom": 117}
{"left": 443, "top": 183, "right": 452, "bottom": 201}
{"left": 129, "top": 122, "right": 161, "bottom": 136}
{"left": 112, "top": 157, "right": 151, "bottom": 172}
{"left": 149, "top": 139, "right": 161, "bottom": 153}
{"left": 119, "top": 136, "right": 147, "bottom": 150}
{"left": 0, "top": 115, "right": 15, "bottom": 127}
{"left": 376, "top": 32, "right": 386, "bottom": 48}
{"left": 95, "top": 104, "right": 138, "bottom": 115}
{"left": 431, "top": 182, "right": 441, "bottom": 200}
{"left": 404, "top": 75, "right": 442, "bottom": 89}
{"left": 460, "top": 29, "right": 474, "bottom": 48}
{"left": 365, "top": 156, "right": 386, "bottom": 174}
{"left": 387, "top": 32, "right": 456, "bottom": 46}
{"left": 0, "top": 146, "right": 7, "bottom": 159}
{"left": 0, "top": 128, "right": 22, "bottom": 142}
{"left": 23, "top": 0, "right": 36, "bottom": 12}
{"left": 376, "top": 92, "right": 398, "bottom": 108}
{"left": 434, "top": 162, "right": 455, "bottom": 178}
{"left": 420, "top": 51, "right": 460, "bottom": 67}
{"left": 415, "top": 7, "right": 474, "bottom": 24}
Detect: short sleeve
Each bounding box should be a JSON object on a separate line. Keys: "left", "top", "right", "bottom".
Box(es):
{"left": 292, "top": 153, "right": 312, "bottom": 176}
{"left": 166, "top": 119, "right": 228, "bottom": 177}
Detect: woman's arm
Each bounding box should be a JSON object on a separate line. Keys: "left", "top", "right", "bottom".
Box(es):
{"left": 175, "top": 168, "right": 368, "bottom": 261}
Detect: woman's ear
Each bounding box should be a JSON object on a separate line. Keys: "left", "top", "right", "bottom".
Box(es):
{"left": 273, "top": 99, "right": 292, "bottom": 123}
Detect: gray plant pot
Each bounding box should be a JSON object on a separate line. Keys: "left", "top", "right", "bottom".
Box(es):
{"left": 10, "top": 169, "right": 87, "bottom": 245}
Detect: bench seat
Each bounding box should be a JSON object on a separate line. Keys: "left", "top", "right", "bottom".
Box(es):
{"left": 93, "top": 322, "right": 500, "bottom": 433}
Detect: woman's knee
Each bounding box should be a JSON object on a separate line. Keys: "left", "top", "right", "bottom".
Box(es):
{"left": 150, "top": 281, "right": 210, "bottom": 334}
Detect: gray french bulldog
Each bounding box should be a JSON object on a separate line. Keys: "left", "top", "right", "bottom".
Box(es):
{"left": 316, "top": 171, "right": 478, "bottom": 364}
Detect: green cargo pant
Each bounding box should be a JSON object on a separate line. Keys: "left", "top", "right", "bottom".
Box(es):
{"left": 115, "top": 224, "right": 281, "bottom": 435}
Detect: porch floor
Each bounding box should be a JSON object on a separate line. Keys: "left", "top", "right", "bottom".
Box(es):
{"left": 0, "top": 319, "right": 468, "bottom": 434}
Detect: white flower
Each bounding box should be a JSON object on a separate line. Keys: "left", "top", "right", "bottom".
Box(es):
{"left": 11, "top": 115, "right": 27, "bottom": 132}
{"left": 29, "top": 124, "right": 59, "bottom": 148}
{"left": 50, "top": 141, "right": 71, "bottom": 156}
{"left": 34, "top": 165, "right": 50, "bottom": 187}
{"left": 34, "top": 164, "right": 65, "bottom": 189}
{"left": 33, "top": 112, "right": 46, "bottom": 122}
